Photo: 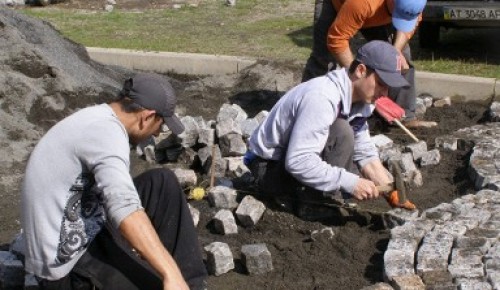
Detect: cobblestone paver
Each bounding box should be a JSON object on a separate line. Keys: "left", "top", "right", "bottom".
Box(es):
{"left": 385, "top": 123, "right": 500, "bottom": 289}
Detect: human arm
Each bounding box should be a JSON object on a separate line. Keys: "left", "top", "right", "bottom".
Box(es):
{"left": 120, "top": 210, "right": 188, "bottom": 290}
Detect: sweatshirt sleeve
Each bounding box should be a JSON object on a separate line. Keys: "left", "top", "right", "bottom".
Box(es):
{"left": 77, "top": 120, "right": 142, "bottom": 229}
{"left": 284, "top": 91, "right": 359, "bottom": 193}
{"left": 352, "top": 122, "right": 379, "bottom": 168}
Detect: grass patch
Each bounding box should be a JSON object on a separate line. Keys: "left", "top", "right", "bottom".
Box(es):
{"left": 21, "top": 1, "right": 500, "bottom": 78}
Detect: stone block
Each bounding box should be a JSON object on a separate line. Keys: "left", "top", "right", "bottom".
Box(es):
{"left": 384, "top": 249, "right": 415, "bottom": 280}
{"left": 225, "top": 157, "right": 250, "bottom": 178}
{"left": 235, "top": 195, "right": 266, "bottom": 227}
{"left": 433, "top": 97, "right": 452, "bottom": 107}
{"left": 386, "top": 238, "right": 419, "bottom": 253}
{"left": 204, "top": 242, "right": 235, "bottom": 276}
{"left": 407, "top": 169, "right": 424, "bottom": 188}
{"left": 207, "top": 186, "right": 239, "bottom": 209}
{"left": 216, "top": 118, "right": 242, "bottom": 138}
{"left": 198, "top": 145, "right": 226, "bottom": 177}
{"left": 405, "top": 141, "right": 428, "bottom": 161}
{"left": 219, "top": 133, "right": 247, "bottom": 157}
{"left": 391, "top": 274, "right": 425, "bottom": 290}
{"left": 435, "top": 136, "right": 458, "bottom": 151}
{"left": 454, "top": 237, "right": 491, "bottom": 254}
{"left": 485, "top": 257, "right": 500, "bottom": 271}
{"left": 241, "top": 243, "right": 273, "bottom": 275}
{"left": 490, "top": 101, "right": 500, "bottom": 122}
{"left": 241, "top": 118, "right": 259, "bottom": 139}
{"left": 456, "top": 280, "right": 492, "bottom": 290}
{"left": 390, "top": 220, "right": 434, "bottom": 243}
{"left": 359, "top": 283, "right": 393, "bottom": 290}
{"left": 382, "top": 208, "right": 419, "bottom": 229}
{"left": 420, "top": 149, "right": 441, "bottom": 166}
{"left": 172, "top": 168, "right": 197, "bottom": 188}
{"left": 420, "top": 270, "right": 454, "bottom": 286}
{"left": 213, "top": 209, "right": 238, "bottom": 235}
{"left": 450, "top": 248, "right": 483, "bottom": 265}
{"left": 379, "top": 146, "right": 403, "bottom": 165}
{"left": 401, "top": 153, "right": 418, "bottom": 173}
{"left": 9, "top": 232, "right": 24, "bottom": 258}
{"left": 198, "top": 128, "right": 215, "bottom": 147}
{"left": 217, "top": 103, "right": 248, "bottom": 124}
{"left": 254, "top": 110, "right": 269, "bottom": 124}
{"left": 417, "top": 232, "right": 454, "bottom": 274}
{"left": 448, "top": 263, "right": 485, "bottom": 279}
{"left": 422, "top": 209, "right": 453, "bottom": 223}
{"left": 372, "top": 134, "right": 394, "bottom": 150}
{"left": 487, "top": 271, "right": 500, "bottom": 289}
{"left": 188, "top": 203, "right": 200, "bottom": 227}
{"left": 178, "top": 116, "right": 200, "bottom": 148}
{"left": 433, "top": 222, "right": 467, "bottom": 238}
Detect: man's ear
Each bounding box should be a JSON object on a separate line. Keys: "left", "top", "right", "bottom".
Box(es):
{"left": 356, "top": 63, "right": 367, "bottom": 78}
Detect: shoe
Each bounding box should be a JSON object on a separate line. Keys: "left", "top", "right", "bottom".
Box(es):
{"left": 402, "top": 119, "right": 438, "bottom": 128}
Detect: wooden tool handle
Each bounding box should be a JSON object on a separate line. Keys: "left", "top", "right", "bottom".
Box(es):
{"left": 393, "top": 119, "right": 419, "bottom": 142}
{"left": 376, "top": 184, "right": 394, "bottom": 192}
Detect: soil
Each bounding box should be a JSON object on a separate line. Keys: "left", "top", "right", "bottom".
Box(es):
{"left": 0, "top": 2, "right": 493, "bottom": 289}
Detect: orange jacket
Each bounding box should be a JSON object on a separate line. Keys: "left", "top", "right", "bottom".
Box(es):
{"left": 328, "top": 0, "right": 421, "bottom": 54}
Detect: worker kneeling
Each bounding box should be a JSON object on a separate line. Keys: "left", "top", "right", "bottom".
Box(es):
{"left": 245, "top": 40, "right": 406, "bottom": 220}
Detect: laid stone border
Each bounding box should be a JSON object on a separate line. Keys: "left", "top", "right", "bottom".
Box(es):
{"left": 381, "top": 121, "right": 500, "bottom": 289}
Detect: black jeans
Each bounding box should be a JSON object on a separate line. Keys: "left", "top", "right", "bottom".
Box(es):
{"left": 39, "top": 168, "right": 207, "bottom": 290}
{"left": 248, "top": 118, "right": 356, "bottom": 199}
{"left": 302, "top": 0, "right": 416, "bottom": 120}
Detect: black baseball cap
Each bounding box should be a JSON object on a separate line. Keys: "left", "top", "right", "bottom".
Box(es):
{"left": 121, "top": 73, "right": 185, "bottom": 135}
{"left": 355, "top": 41, "right": 410, "bottom": 88}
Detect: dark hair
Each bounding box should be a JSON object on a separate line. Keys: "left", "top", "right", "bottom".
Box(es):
{"left": 348, "top": 59, "right": 375, "bottom": 75}
{"left": 115, "top": 96, "right": 145, "bottom": 113}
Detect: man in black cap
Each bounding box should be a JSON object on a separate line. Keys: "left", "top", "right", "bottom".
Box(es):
{"left": 21, "top": 73, "right": 207, "bottom": 289}
{"left": 245, "top": 41, "right": 406, "bottom": 219}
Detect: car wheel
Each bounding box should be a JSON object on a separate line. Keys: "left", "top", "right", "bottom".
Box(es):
{"left": 418, "top": 22, "right": 440, "bottom": 49}
{"left": 37, "top": 0, "right": 50, "bottom": 6}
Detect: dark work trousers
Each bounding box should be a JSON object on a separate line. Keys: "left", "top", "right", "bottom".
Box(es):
{"left": 248, "top": 118, "right": 356, "bottom": 200}
{"left": 301, "top": 0, "right": 416, "bottom": 120}
{"left": 39, "top": 168, "right": 207, "bottom": 290}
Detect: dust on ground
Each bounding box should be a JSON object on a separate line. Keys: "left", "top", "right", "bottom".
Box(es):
{"left": 0, "top": 4, "right": 492, "bottom": 290}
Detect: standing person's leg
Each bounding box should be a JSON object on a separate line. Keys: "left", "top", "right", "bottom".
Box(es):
{"left": 302, "top": 0, "right": 338, "bottom": 82}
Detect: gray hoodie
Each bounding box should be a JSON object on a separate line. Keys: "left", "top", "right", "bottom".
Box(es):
{"left": 248, "top": 68, "right": 379, "bottom": 194}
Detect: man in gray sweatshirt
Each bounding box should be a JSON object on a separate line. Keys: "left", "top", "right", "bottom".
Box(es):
{"left": 21, "top": 73, "right": 207, "bottom": 289}
{"left": 245, "top": 41, "right": 406, "bottom": 219}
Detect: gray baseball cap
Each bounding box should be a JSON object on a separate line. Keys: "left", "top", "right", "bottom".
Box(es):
{"left": 121, "top": 73, "right": 185, "bottom": 135}
{"left": 355, "top": 41, "right": 410, "bottom": 88}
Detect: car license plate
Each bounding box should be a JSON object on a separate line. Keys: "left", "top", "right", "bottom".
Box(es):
{"left": 444, "top": 7, "right": 500, "bottom": 20}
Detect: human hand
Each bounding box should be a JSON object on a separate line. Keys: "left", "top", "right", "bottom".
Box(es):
{"left": 351, "top": 178, "right": 379, "bottom": 201}
{"left": 398, "top": 51, "right": 410, "bottom": 73}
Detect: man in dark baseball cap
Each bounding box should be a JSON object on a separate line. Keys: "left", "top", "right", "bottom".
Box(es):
{"left": 21, "top": 71, "right": 207, "bottom": 290}
{"left": 121, "top": 73, "right": 185, "bottom": 135}
{"left": 355, "top": 40, "right": 410, "bottom": 89}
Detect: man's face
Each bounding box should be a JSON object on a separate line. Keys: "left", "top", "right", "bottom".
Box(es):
{"left": 129, "top": 112, "right": 164, "bottom": 145}
{"left": 358, "top": 71, "right": 389, "bottom": 104}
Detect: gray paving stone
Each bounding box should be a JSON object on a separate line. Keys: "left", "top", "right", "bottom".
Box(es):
{"left": 433, "top": 222, "right": 467, "bottom": 238}
{"left": 241, "top": 243, "right": 273, "bottom": 275}
{"left": 420, "top": 270, "right": 454, "bottom": 288}
{"left": 207, "top": 186, "right": 239, "bottom": 209}
{"left": 383, "top": 208, "right": 420, "bottom": 229}
{"left": 420, "top": 149, "right": 441, "bottom": 166}
{"left": 391, "top": 274, "right": 425, "bottom": 290}
{"left": 188, "top": 203, "right": 200, "bottom": 227}
{"left": 405, "top": 141, "right": 428, "bottom": 161}
{"left": 454, "top": 237, "right": 491, "bottom": 254}
{"left": 457, "top": 280, "right": 492, "bottom": 290}
{"left": 379, "top": 146, "right": 403, "bottom": 165}
{"left": 235, "top": 195, "right": 266, "bottom": 227}
{"left": 219, "top": 133, "right": 247, "bottom": 157}
{"left": 450, "top": 248, "right": 483, "bottom": 265}
{"left": 0, "top": 256, "right": 24, "bottom": 289}
{"left": 372, "top": 134, "right": 394, "bottom": 150}
{"left": 384, "top": 249, "right": 415, "bottom": 280}
{"left": 435, "top": 136, "right": 458, "bottom": 151}
{"left": 172, "top": 168, "right": 197, "bottom": 188}
{"left": 204, "top": 242, "right": 235, "bottom": 276}
{"left": 448, "top": 263, "right": 484, "bottom": 279}
{"left": 359, "top": 282, "right": 394, "bottom": 290}
{"left": 213, "top": 209, "right": 238, "bottom": 235}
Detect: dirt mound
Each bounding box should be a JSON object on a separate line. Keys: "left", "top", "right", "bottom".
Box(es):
{"left": 0, "top": 8, "right": 130, "bottom": 241}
